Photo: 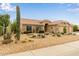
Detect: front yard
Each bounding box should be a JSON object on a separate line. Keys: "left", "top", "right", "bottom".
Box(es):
{"left": 0, "top": 34, "right": 79, "bottom": 55}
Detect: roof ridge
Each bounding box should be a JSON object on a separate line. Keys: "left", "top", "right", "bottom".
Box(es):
{"left": 21, "top": 18, "right": 43, "bottom": 21}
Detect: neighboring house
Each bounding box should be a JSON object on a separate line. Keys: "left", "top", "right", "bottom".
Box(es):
{"left": 20, "top": 18, "right": 73, "bottom": 33}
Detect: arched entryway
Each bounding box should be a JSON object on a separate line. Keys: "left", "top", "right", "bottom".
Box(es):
{"left": 44, "top": 23, "right": 48, "bottom": 32}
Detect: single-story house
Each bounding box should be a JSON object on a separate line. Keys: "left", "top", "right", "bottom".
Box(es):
{"left": 20, "top": 18, "right": 73, "bottom": 33}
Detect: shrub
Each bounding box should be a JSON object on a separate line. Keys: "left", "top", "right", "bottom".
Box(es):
{"left": 11, "top": 21, "right": 17, "bottom": 34}
{"left": 37, "top": 34, "right": 40, "bottom": 37}
{"left": 61, "top": 32, "right": 64, "bottom": 35}
{"left": 39, "top": 30, "right": 44, "bottom": 33}
{"left": 56, "top": 33, "right": 61, "bottom": 37}
{"left": 2, "top": 39, "right": 13, "bottom": 44}
{"left": 21, "top": 40, "right": 26, "bottom": 43}
{"left": 73, "top": 25, "right": 78, "bottom": 32}
{"left": 52, "top": 34, "right": 55, "bottom": 36}
{"left": 57, "top": 34, "right": 61, "bottom": 37}
{"left": 7, "top": 33, "right": 11, "bottom": 39}
{"left": 63, "top": 27, "right": 67, "bottom": 33}
{"left": 72, "top": 33, "right": 76, "bottom": 35}
{"left": 30, "top": 35, "right": 36, "bottom": 38}
{"left": 2, "top": 33, "right": 12, "bottom": 44}
{"left": 45, "top": 32, "right": 49, "bottom": 35}
{"left": 28, "top": 40, "right": 34, "bottom": 42}
{"left": 4, "top": 34, "right": 8, "bottom": 40}
{"left": 15, "top": 41, "right": 18, "bottom": 44}
{"left": 0, "top": 26, "right": 3, "bottom": 36}
{"left": 4, "top": 33, "right": 11, "bottom": 40}
{"left": 23, "top": 31, "right": 27, "bottom": 34}
{"left": 37, "top": 34, "right": 45, "bottom": 38}
{"left": 41, "top": 35, "right": 45, "bottom": 38}
{"left": 67, "top": 33, "right": 72, "bottom": 35}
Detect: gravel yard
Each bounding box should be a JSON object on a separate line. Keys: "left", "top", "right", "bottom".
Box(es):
{"left": 0, "top": 34, "right": 79, "bottom": 55}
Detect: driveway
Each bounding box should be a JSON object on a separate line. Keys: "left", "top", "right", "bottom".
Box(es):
{"left": 8, "top": 40, "right": 79, "bottom": 56}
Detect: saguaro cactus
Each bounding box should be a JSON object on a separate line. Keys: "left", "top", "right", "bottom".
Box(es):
{"left": 16, "top": 6, "right": 20, "bottom": 40}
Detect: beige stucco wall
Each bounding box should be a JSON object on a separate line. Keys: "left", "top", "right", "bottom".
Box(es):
{"left": 21, "top": 24, "right": 45, "bottom": 33}
{"left": 47, "top": 25, "right": 57, "bottom": 33}
{"left": 48, "top": 23, "right": 73, "bottom": 33}
{"left": 20, "top": 24, "right": 27, "bottom": 33}
{"left": 58, "top": 26, "right": 64, "bottom": 33}
{"left": 20, "top": 20, "right": 73, "bottom": 33}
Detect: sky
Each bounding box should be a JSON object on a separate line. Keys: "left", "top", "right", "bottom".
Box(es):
{"left": 0, "top": 3, "right": 79, "bottom": 25}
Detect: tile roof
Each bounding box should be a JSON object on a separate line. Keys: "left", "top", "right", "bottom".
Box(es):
{"left": 20, "top": 18, "right": 72, "bottom": 26}
{"left": 20, "top": 18, "right": 43, "bottom": 25}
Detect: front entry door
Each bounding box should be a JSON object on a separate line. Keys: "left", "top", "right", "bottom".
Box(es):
{"left": 44, "top": 23, "right": 48, "bottom": 32}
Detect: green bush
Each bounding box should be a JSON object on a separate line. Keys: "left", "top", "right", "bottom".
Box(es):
{"left": 63, "top": 27, "right": 67, "bottom": 33}
{"left": 61, "top": 32, "right": 64, "bottom": 35}
{"left": 0, "top": 26, "right": 3, "bottom": 36}
{"left": 73, "top": 25, "right": 78, "bottom": 32}
{"left": 11, "top": 21, "right": 17, "bottom": 34}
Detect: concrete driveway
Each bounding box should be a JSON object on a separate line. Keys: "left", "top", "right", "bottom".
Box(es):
{"left": 8, "top": 40, "right": 79, "bottom": 56}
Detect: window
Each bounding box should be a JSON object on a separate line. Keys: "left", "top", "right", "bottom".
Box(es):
{"left": 36, "top": 26, "right": 43, "bottom": 33}
{"left": 26, "top": 25, "right": 32, "bottom": 33}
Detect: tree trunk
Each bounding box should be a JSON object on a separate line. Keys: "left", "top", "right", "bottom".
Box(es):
{"left": 3, "top": 24, "right": 7, "bottom": 40}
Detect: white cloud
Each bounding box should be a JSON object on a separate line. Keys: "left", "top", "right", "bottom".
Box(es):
{"left": 67, "top": 8, "right": 79, "bottom": 12}
{"left": 0, "top": 3, "right": 15, "bottom": 12}
{"left": 66, "top": 4, "right": 79, "bottom": 13}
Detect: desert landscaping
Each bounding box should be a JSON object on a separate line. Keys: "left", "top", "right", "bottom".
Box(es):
{"left": 0, "top": 4, "right": 79, "bottom": 56}
{"left": 0, "top": 33, "right": 78, "bottom": 55}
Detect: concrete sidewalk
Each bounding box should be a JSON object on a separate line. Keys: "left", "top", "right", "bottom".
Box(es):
{"left": 8, "top": 41, "right": 79, "bottom": 56}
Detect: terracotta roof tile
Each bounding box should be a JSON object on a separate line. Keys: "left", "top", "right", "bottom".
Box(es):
{"left": 20, "top": 18, "right": 43, "bottom": 25}
{"left": 20, "top": 18, "right": 72, "bottom": 26}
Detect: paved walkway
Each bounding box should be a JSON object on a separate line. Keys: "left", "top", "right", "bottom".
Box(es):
{"left": 8, "top": 41, "right": 79, "bottom": 56}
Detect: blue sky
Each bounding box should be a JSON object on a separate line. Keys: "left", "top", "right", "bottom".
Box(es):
{"left": 0, "top": 3, "right": 79, "bottom": 25}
